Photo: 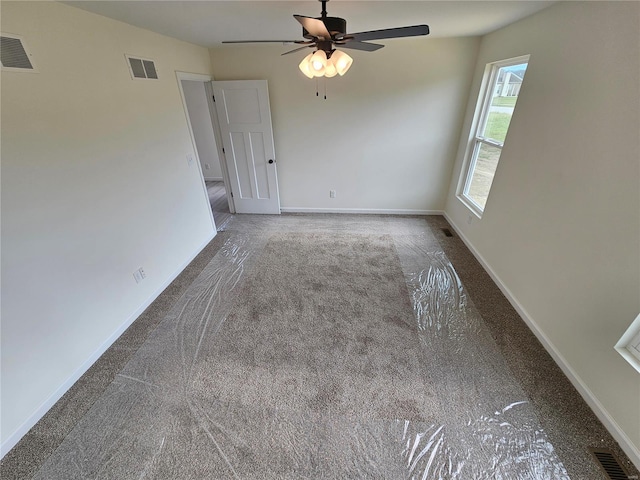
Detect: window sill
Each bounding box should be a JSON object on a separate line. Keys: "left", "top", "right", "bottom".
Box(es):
{"left": 457, "top": 194, "right": 484, "bottom": 219}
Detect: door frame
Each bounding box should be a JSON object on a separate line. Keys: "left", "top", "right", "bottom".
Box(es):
{"left": 204, "top": 81, "right": 236, "bottom": 213}
{"left": 175, "top": 72, "right": 235, "bottom": 228}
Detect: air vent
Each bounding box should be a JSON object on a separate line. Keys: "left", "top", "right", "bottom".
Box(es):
{"left": 589, "top": 448, "right": 634, "bottom": 480}
{"left": 142, "top": 60, "right": 157, "bottom": 79}
{"left": 1, "top": 34, "right": 35, "bottom": 71}
{"left": 125, "top": 55, "right": 158, "bottom": 80}
{"left": 441, "top": 228, "right": 454, "bottom": 238}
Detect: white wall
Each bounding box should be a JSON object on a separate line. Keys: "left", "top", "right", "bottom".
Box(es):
{"left": 444, "top": 1, "right": 640, "bottom": 466}
{"left": 181, "top": 80, "right": 223, "bottom": 180}
{"left": 1, "top": 2, "right": 214, "bottom": 454}
{"left": 210, "top": 37, "right": 480, "bottom": 213}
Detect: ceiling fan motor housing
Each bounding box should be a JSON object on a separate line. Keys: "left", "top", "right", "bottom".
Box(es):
{"left": 302, "top": 16, "right": 347, "bottom": 40}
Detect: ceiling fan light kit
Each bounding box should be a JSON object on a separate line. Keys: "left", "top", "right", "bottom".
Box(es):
{"left": 299, "top": 48, "right": 352, "bottom": 78}
{"left": 223, "top": 0, "right": 429, "bottom": 81}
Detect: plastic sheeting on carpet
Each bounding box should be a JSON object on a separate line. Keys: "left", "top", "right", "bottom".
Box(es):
{"left": 30, "top": 215, "right": 572, "bottom": 479}
{"left": 395, "top": 238, "right": 570, "bottom": 479}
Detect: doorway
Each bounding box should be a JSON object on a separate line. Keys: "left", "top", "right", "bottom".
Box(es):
{"left": 204, "top": 180, "right": 233, "bottom": 230}
{"left": 177, "top": 72, "right": 234, "bottom": 231}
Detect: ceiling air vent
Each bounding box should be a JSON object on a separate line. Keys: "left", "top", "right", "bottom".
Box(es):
{"left": 1, "top": 34, "right": 36, "bottom": 71}
{"left": 125, "top": 55, "right": 158, "bottom": 80}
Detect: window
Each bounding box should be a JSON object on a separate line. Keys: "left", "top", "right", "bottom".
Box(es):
{"left": 459, "top": 55, "right": 529, "bottom": 215}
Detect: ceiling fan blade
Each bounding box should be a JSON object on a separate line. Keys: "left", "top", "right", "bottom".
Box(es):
{"left": 338, "top": 41, "right": 385, "bottom": 52}
{"left": 294, "top": 15, "right": 331, "bottom": 40}
{"left": 222, "top": 40, "right": 303, "bottom": 44}
{"left": 349, "top": 25, "right": 430, "bottom": 42}
{"left": 281, "top": 46, "right": 312, "bottom": 56}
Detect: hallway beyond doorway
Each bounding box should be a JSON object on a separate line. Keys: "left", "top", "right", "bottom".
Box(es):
{"left": 206, "top": 181, "right": 232, "bottom": 230}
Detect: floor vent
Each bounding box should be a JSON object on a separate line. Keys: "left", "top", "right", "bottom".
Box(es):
{"left": 589, "top": 448, "right": 634, "bottom": 479}
{"left": 441, "top": 228, "right": 454, "bottom": 237}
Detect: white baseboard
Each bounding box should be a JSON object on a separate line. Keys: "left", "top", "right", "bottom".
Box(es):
{"left": 443, "top": 212, "right": 640, "bottom": 471}
{"left": 281, "top": 207, "right": 443, "bottom": 215}
{"left": 0, "top": 231, "right": 217, "bottom": 459}
{"left": 204, "top": 176, "right": 223, "bottom": 181}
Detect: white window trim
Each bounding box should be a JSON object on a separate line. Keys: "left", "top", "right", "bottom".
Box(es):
{"left": 457, "top": 54, "right": 530, "bottom": 217}
{"left": 615, "top": 313, "right": 640, "bottom": 374}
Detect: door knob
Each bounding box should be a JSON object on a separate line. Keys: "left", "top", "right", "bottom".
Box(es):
{"left": 268, "top": 159, "right": 274, "bottom": 164}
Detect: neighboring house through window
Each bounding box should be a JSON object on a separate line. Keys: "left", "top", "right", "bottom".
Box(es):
{"left": 458, "top": 55, "right": 529, "bottom": 215}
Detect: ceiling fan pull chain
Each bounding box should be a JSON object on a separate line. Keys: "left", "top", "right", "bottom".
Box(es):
{"left": 324, "top": 77, "right": 327, "bottom": 100}
{"left": 316, "top": 77, "right": 319, "bottom": 97}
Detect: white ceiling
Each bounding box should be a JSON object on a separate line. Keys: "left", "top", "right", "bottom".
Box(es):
{"left": 65, "top": 1, "right": 556, "bottom": 47}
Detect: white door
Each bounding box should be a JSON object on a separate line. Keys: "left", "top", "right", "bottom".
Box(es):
{"left": 211, "top": 80, "right": 280, "bottom": 214}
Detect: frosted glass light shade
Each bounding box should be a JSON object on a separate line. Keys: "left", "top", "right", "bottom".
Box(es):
{"left": 298, "top": 52, "right": 314, "bottom": 78}
{"left": 324, "top": 60, "right": 338, "bottom": 78}
{"left": 331, "top": 50, "right": 353, "bottom": 76}
{"left": 298, "top": 49, "right": 353, "bottom": 79}
{"left": 310, "top": 50, "right": 327, "bottom": 77}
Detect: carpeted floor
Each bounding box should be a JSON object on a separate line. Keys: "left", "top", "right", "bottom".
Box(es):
{"left": 1, "top": 214, "right": 637, "bottom": 479}
{"left": 206, "top": 233, "right": 431, "bottom": 420}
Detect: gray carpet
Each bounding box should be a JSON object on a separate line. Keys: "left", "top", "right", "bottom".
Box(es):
{"left": 3, "top": 214, "right": 638, "bottom": 479}
{"left": 185, "top": 232, "right": 432, "bottom": 477}
{"left": 28, "top": 231, "right": 438, "bottom": 479}
{"left": 205, "top": 233, "right": 432, "bottom": 421}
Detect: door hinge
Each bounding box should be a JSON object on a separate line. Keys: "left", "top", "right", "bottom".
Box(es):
{"left": 230, "top": 191, "right": 234, "bottom": 198}
{"left": 222, "top": 147, "right": 225, "bottom": 154}
{"left": 212, "top": 95, "right": 215, "bottom": 102}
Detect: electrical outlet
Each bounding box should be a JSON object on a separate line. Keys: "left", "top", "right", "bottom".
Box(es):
{"left": 205, "top": 163, "right": 210, "bottom": 170}
{"left": 186, "top": 154, "right": 194, "bottom": 166}
{"left": 133, "top": 267, "right": 146, "bottom": 284}
{"left": 467, "top": 214, "right": 473, "bottom": 225}
{"left": 330, "top": 190, "right": 336, "bottom": 198}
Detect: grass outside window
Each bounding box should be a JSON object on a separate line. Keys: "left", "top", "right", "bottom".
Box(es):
{"left": 459, "top": 56, "right": 529, "bottom": 214}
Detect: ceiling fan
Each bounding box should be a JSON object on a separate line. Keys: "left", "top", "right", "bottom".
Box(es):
{"left": 223, "top": 0, "right": 430, "bottom": 78}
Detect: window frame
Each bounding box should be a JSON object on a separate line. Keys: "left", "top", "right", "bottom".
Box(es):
{"left": 615, "top": 313, "right": 640, "bottom": 374}
{"left": 457, "top": 54, "right": 530, "bottom": 217}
